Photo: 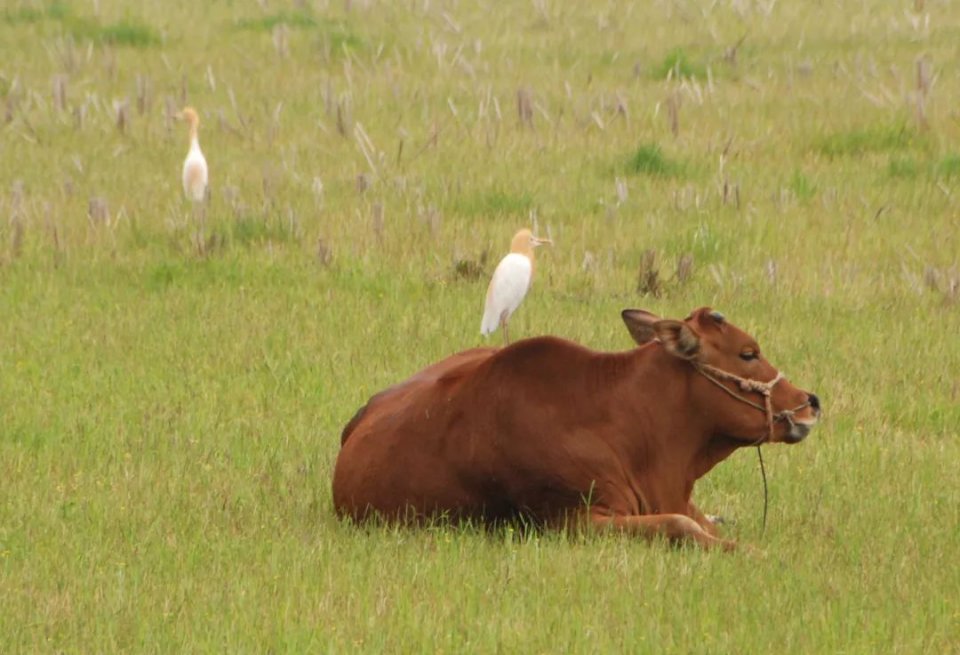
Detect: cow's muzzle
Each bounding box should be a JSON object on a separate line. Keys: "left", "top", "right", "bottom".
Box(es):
{"left": 782, "top": 393, "right": 821, "bottom": 443}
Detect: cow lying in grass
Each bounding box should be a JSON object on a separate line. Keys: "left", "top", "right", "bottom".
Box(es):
{"left": 333, "top": 307, "right": 821, "bottom": 550}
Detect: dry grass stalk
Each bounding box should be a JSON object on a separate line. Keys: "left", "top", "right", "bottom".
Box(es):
{"left": 615, "top": 178, "right": 628, "bottom": 205}
{"left": 615, "top": 92, "right": 629, "bottom": 123}
{"left": 45, "top": 202, "right": 63, "bottom": 266}
{"left": 517, "top": 87, "right": 534, "bottom": 129}
{"left": 666, "top": 90, "right": 681, "bottom": 136}
{"left": 5, "top": 94, "right": 17, "bottom": 124}
{"left": 676, "top": 253, "right": 694, "bottom": 284}
{"left": 87, "top": 197, "right": 109, "bottom": 226}
{"left": 206, "top": 65, "right": 216, "bottom": 92}
{"left": 419, "top": 205, "right": 441, "bottom": 236}
{"left": 102, "top": 48, "right": 116, "bottom": 80}
{"left": 312, "top": 177, "right": 325, "bottom": 209}
{"left": 262, "top": 166, "right": 277, "bottom": 207}
{"left": 637, "top": 249, "right": 662, "bottom": 297}
{"left": 273, "top": 24, "right": 290, "bottom": 58}
{"left": 223, "top": 185, "right": 244, "bottom": 217}
{"left": 10, "top": 215, "right": 24, "bottom": 259}
{"left": 113, "top": 98, "right": 129, "bottom": 133}
{"left": 581, "top": 250, "right": 596, "bottom": 273}
{"left": 371, "top": 202, "right": 385, "bottom": 242}
{"left": 52, "top": 75, "right": 68, "bottom": 113}
{"left": 316, "top": 237, "right": 333, "bottom": 267}
{"left": 136, "top": 74, "right": 150, "bottom": 115}
{"left": 336, "top": 95, "right": 352, "bottom": 138}
{"left": 724, "top": 35, "right": 747, "bottom": 66}
{"left": 945, "top": 269, "right": 959, "bottom": 304}
{"left": 356, "top": 173, "right": 371, "bottom": 194}
{"left": 765, "top": 259, "right": 778, "bottom": 285}
{"left": 10, "top": 181, "right": 25, "bottom": 259}
{"left": 915, "top": 56, "right": 931, "bottom": 129}
{"left": 354, "top": 122, "right": 380, "bottom": 174}
{"left": 164, "top": 95, "right": 177, "bottom": 132}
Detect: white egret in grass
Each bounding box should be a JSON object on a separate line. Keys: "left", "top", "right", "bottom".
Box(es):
{"left": 481, "top": 228, "right": 551, "bottom": 345}
{"left": 176, "top": 106, "right": 208, "bottom": 251}
{"left": 177, "top": 106, "right": 207, "bottom": 203}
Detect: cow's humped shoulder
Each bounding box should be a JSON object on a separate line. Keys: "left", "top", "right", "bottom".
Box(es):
{"left": 489, "top": 336, "right": 594, "bottom": 374}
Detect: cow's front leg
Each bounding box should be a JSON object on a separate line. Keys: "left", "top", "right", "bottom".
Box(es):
{"left": 687, "top": 501, "right": 722, "bottom": 537}
{"left": 589, "top": 509, "right": 736, "bottom": 551}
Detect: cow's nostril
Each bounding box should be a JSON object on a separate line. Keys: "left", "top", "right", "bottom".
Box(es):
{"left": 808, "top": 393, "right": 821, "bottom": 411}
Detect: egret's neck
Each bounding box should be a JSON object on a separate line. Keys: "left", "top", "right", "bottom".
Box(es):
{"left": 519, "top": 248, "right": 536, "bottom": 275}
{"left": 188, "top": 122, "right": 199, "bottom": 146}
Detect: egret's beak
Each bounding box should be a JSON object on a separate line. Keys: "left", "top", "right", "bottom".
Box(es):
{"left": 532, "top": 236, "right": 552, "bottom": 247}
{"left": 174, "top": 111, "right": 184, "bottom": 121}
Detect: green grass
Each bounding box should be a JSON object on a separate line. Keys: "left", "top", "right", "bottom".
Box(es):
{"left": 888, "top": 156, "right": 920, "bottom": 179}
{"left": 1, "top": 0, "right": 959, "bottom": 652}
{"left": 653, "top": 47, "right": 706, "bottom": 80}
{"left": 1, "top": 2, "right": 158, "bottom": 46}
{"left": 936, "top": 154, "right": 960, "bottom": 178}
{"left": 789, "top": 169, "right": 816, "bottom": 201}
{"left": 235, "top": 11, "right": 363, "bottom": 51}
{"left": 816, "top": 123, "right": 918, "bottom": 157}
{"left": 626, "top": 143, "right": 684, "bottom": 177}
{"left": 452, "top": 187, "right": 535, "bottom": 217}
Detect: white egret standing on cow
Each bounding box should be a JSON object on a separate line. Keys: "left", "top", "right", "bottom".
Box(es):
{"left": 481, "top": 228, "right": 551, "bottom": 345}
{"left": 176, "top": 106, "right": 208, "bottom": 251}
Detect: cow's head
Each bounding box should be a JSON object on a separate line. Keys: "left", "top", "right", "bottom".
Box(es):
{"left": 622, "top": 307, "right": 821, "bottom": 444}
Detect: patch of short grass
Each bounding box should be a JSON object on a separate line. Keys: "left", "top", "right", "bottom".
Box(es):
{"left": 92, "top": 20, "right": 159, "bottom": 47}
{"left": 652, "top": 48, "right": 706, "bottom": 80}
{"left": 935, "top": 154, "right": 960, "bottom": 178}
{"left": 452, "top": 188, "right": 535, "bottom": 217}
{"left": 816, "top": 124, "right": 917, "bottom": 158}
{"left": 227, "top": 214, "right": 299, "bottom": 247}
{"left": 887, "top": 156, "right": 920, "bottom": 179}
{"left": 1, "top": 1, "right": 69, "bottom": 24}
{"left": 625, "top": 143, "right": 683, "bottom": 177}
{"left": 789, "top": 170, "right": 816, "bottom": 201}
{"left": 236, "top": 11, "right": 363, "bottom": 50}
{"left": 237, "top": 11, "right": 320, "bottom": 31}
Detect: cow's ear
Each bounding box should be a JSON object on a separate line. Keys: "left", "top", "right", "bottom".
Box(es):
{"left": 621, "top": 309, "right": 661, "bottom": 345}
{"left": 653, "top": 320, "right": 701, "bottom": 360}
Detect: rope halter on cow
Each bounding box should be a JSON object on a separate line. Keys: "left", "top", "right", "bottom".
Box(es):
{"left": 692, "top": 362, "right": 810, "bottom": 445}
{"left": 691, "top": 361, "right": 812, "bottom": 536}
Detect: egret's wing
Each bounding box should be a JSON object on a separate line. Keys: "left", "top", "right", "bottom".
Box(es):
{"left": 481, "top": 253, "right": 532, "bottom": 335}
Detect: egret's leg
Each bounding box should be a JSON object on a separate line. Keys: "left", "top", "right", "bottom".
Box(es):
{"left": 193, "top": 202, "right": 207, "bottom": 255}
{"left": 500, "top": 311, "right": 510, "bottom": 346}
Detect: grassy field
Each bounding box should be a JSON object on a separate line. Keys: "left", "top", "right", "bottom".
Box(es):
{"left": 2, "top": 0, "right": 959, "bottom": 651}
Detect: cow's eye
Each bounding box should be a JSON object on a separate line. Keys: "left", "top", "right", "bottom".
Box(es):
{"left": 739, "top": 351, "right": 758, "bottom": 361}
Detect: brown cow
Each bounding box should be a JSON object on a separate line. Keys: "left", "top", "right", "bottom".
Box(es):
{"left": 332, "top": 307, "right": 821, "bottom": 550}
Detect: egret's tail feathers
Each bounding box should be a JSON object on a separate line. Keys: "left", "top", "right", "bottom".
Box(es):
{"left": 480, "top": 308, "right": 501, "bottom": 336}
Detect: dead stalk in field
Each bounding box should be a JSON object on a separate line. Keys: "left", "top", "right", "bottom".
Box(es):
{"left": 517, "top": 87, "right": 534, "bottom": 129}
{"left": 676, "top": 254, "right": 694, "bottom": 285}
{"left": 113, "top": 99, "right": 129, "bottom": 134}
{"left": 666, "top": 90, "right": 680, "bottom": 137}
{"left": 914, "top": 56, "right": 931, "bottom": 130}
{"left": 52, "top": 74, "right": 67, "bottom": 113}
{"left": 136, "top": 74, "right": 150, "bottom": 115}
{"left": 372, "top": 202, "right": 385, "bottom": 243}
{"left": 637, "top": 249, "right": 662, "bottom": 297}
